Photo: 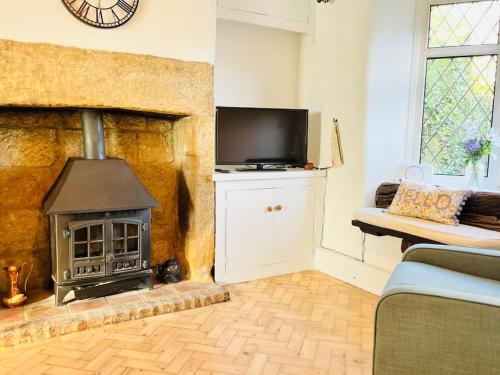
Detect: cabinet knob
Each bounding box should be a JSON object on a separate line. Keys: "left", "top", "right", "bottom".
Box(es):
{"left": 274, "top": 205, "right": 283, "bottom": 212}
{"left": 266, "top": 206, "right": 273, "bottom": 213}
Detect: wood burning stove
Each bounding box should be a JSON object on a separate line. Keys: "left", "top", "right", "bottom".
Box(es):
{"left": 44, "top": 110, "right": 159, "bottom": 305}
{"left": 48, "top": 208, "right": 154, "bottom": 305}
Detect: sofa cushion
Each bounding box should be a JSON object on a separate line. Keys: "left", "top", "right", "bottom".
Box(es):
{"left": 354, "top": 207, "right": 500, "bottom": 249}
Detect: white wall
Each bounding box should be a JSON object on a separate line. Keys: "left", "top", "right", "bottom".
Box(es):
{"left": 300, "top": 0, "right": 374, "bottom": 258}
{"left": 215, "top": 19, "right": 300, "bottom": 108}
{"left": 301, "top": 0, "right": 417, "bottom": 294}
{"left": 362, "top": 0, "right": 417, "bottom": 274}
{"left": 0, "top": 0, "right": 216, "bottom": 63}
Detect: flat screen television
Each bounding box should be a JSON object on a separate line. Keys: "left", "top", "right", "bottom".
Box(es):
{"left": 216, "top": 106, "right": 308, "bottom": 170}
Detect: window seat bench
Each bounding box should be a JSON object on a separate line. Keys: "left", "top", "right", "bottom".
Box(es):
{"left": 352, "top": 183, "right": 500, "bottom": 252}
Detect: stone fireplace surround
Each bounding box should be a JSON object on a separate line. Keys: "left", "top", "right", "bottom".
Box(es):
{"left": 0, "top": 39, "right": 215, "bottom": 293}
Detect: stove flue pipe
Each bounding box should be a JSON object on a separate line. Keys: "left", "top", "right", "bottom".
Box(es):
{"left": 81, "top": 110, "right": 106, "bottom": 160}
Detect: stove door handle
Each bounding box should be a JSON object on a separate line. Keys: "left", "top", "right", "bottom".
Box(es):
{"left": 63, "top": 229, "right": 71, "bottom": 239}
{"left": 106, "top": 253, "right": 116, "bottom": 263}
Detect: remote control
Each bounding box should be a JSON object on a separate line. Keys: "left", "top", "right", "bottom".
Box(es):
{"left": 215, "top": 168, "right": 231, "bottom": 173}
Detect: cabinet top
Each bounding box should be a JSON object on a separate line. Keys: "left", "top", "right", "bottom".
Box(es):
{"left": 212, "top": 169, "right": 327, "bottom": 182}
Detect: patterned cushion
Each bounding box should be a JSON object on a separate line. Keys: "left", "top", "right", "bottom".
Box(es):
{"left": 387, "top": 180, "right": 471, "bottom": 225}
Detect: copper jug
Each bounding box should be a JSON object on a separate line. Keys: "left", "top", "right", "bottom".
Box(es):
{"left": 2, "top": 262, "right": 33, "bottom": 308}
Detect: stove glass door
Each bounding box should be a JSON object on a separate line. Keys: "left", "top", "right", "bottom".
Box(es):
{"left": 70, "top": 221, "right": 106, "bottom": 278}
{"left": 110, "top": 220, "right": 142, "bottom": 274}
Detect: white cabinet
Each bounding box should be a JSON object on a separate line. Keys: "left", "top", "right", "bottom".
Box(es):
{"left": 217, "top": 0, "right": 315, "bottom": 34}
{"left": 214, "top": 170, "right": 326, "bottom": 284}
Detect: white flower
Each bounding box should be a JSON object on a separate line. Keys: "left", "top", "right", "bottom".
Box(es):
{"left": 485, "top": 130, "right": 498, "bottom": 142}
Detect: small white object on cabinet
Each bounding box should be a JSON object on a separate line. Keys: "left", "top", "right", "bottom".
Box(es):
{"left": 214, "top": 170, "right": 326, "bottom": 284}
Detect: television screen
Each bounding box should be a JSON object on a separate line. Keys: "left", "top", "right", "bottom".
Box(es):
{"left": 216, "top": 107, "right": 308, "bottom": 166}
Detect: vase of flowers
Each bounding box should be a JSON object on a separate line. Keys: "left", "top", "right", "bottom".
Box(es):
{"left": 463, "top": 129, "right": 498, "bottom": 190}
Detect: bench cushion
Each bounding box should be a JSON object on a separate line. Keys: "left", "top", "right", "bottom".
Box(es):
{"left": 354, "top": 207, "right": 500, "bottom": 249}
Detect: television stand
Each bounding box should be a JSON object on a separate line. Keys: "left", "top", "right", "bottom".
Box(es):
{"left": 213, "top": 170, "right": 327, "bottom": 284}
{"left": 236, "top": 166, "right": 287, "bottom": 172}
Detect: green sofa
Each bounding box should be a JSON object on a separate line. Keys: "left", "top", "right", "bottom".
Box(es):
{"left": 373, "top": 244, "right": 500, "bottom": 374}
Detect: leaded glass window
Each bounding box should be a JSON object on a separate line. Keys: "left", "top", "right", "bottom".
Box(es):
{"left": 419, "top": 0, "right": 500, "bottom": 177}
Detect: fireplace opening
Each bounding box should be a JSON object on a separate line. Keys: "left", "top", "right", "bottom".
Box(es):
{"left": 44, "top": 110, "right": 160, "bottom": 305}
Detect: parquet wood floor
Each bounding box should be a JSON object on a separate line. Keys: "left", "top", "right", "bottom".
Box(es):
{"left": 0, "top": 271, "right": 378, "bottom": 374}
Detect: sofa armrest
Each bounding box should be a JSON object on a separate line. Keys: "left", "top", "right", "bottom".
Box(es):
{"left": 375, "top": 278, "right": 500, "bottom": 374}
{"left": 374, "top": 253, "right": 500, "bottom": 374}
{"left": 403, "top": 244, "right": 500, "bottom": 282}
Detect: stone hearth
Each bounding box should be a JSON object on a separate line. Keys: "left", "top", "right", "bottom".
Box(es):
{"left": 0, "top": 281, "right": 229, "bottom": 347}
{"left": 0, "top": 40, "right": 215, "bottom": 296}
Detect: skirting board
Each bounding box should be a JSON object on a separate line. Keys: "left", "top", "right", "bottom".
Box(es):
{"left": 315, "top": 248, "right": 391, "bottom": 296}
{"left": 215, "top": 258, "right": 315, "bottom": 285}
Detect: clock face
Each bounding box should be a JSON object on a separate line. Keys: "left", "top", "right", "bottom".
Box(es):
{"left": 62, "top": 0, "right": 139, "bottom": 28}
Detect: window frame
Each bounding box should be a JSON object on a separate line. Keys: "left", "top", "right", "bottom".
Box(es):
{"left": 407, "top": 0, "right": 500, "bottom": 191}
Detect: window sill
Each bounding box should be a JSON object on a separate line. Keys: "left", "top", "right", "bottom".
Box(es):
{"left": 431, "top": 176, "right": 500, "bottom": 193}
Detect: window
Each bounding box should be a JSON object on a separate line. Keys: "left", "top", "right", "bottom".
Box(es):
{"left": 413, "top": 0, "right": 500, "bottom": 188}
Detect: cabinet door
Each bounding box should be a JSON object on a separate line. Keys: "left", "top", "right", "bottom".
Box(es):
{"left": 225, "top": 189, "right": 274, "bottom": 272}
{"left": 265, "top": 0, "right": 310, "bottom": 23}
{"left": 272, "top": 186, "right": 315, "bottom": 264}
{"left": 219, "top": 0, "right": 310, "bottom": 23}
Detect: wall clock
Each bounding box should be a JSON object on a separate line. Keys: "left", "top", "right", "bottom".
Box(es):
{"left": 62, "top": 0, "right": 139, "bottom": 28}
